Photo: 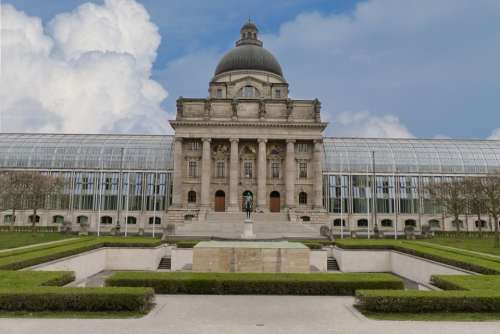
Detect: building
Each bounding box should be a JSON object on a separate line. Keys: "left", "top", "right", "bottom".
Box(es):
{"left": 1, "top": 22, "right": 500, "bottom": 235}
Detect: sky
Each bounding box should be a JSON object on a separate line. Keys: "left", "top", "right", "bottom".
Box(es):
{"left": 1, "top": 0, "right": 499, "bottom": 139}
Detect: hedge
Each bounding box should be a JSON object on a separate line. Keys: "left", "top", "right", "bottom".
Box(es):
{"left": 0, "top": 287, "right": 154, "bottom": 312}
{"left": 0, "top": 270, "right": 75, "bottom": 288}
{"left": 335, "top": 239, "right": 500, "bottom": 274}
{"left": 355, "top": 289, "right": 500, "bottom": 313}
{"left": 431, "top": 275, "right": 500, "bottom": 291}
{"left": 106, "top": 272, "right": 404, "bottom": 295}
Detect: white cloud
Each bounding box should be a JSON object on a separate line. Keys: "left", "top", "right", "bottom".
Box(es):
{"left": 0, "top": 0, "right": 171, "bottom": 134}
{"left": 331, "top": 111, "right": 414, "bottom": 138}
{"left": 488, "top": 129, "right": 500, "bottom": 140}
{"left": 259, "top": 0, "right": 500, "bottom": 139}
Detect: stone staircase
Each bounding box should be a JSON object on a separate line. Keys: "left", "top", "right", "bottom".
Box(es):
{"left": 157, "top": 257, "right": 171, "bottom": 270}
{"left": 327, "top": 257, "right": 339, "bottom": 271}
{"left": 175, "top": 212, "right": 321, "bottom": 238}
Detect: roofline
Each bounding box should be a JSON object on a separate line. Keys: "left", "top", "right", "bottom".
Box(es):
{"left": 0, "top": 132, "right": 174, "bottom": 138}
{"left": 324, "top": 136, "right": 500, "bottom": 142}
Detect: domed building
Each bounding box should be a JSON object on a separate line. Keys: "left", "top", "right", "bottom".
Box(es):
{"left": 0, "top": 21, "right": 499, "bottom": 237}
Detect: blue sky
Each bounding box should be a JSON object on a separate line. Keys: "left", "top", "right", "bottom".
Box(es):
{"left": 2, "top": 0, "right": 499, "bottom": 139}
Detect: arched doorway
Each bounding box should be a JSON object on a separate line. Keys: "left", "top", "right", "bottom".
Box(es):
{"left": 270, "top": 191, "right": 280, "bottom": 212}
{"left": 241, "top": 190, "right": 253, "bottom": 211}
{"left": 215, "top": 190, "right": 226, "bottom": 212}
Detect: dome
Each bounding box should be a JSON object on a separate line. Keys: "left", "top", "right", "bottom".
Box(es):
{"left": 214, "top": 21, "right": 283, "bottom": 77}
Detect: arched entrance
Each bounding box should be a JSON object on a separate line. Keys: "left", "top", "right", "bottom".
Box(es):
{"left": 241, "top": 190, "right": 253, "bottom": 211}
{"left": 270, "top": 191, "right": 280, "bottom": 212}
{"left": 214, "top": 190, "right": 226, "bottom": 212}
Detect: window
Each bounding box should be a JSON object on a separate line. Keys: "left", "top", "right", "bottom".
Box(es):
{"left": 299, "top": 192, "right": 308, "bottom": 205}
{"left": 244, "top": 161, "right": 253, "bottom": 178}
{"left": 475, "top": 220, "right": 487, "bottom": 228}
{"left": 101, "top": 216, "right": 112, "bottom": 225}
{"left": 299, "top": 162, "right": 308, "bottom": 178}
{"left": 126, "top": 216, "right": 137, "bottom": 225}
{"left": 82, "top": 176, "right": 89, "bottom": 190}
{"left": 188, "top": 191, "right": 197, "bottom": 203}
{"left": 357, "top": 219, "right": 368, "bottom": 227}
{"left": 3, "top": 215, "right": 13, "bottom": 224}
{"left": 275, "top": 89, "right": 281, "bottom": 98}
{"left": 149, "top": 217, "right": 161, "bottom": 225}
{"left": 216, "top": 161, "right": 225, "bottom": 178}
{"left": 188, "top": 161, "right": 198, "bottom": 178}
{"left": 429, "top": 219, "right": 440, "bottom": 228}
{"left": 300, "top": 216, "right": 311, "bottom": 222}
{"left": 77, "top": 216, "right": 88, "bottom": 225}
{"left": 52, "top": 215, "right": 64, "bottom": 224}
{"left": 333, "top": 219, "right": 346, "bottom": 227}
{"left": 271, "top": 162, "right": 280, "bottom": 178}
{"left": 452, "top": 219, "right": 464, "bottom": 228}
{"left": 381, "top": 219, "right": 393, "bottom": 227}
{"left": 405, "top": 219, "right": 417, "bottom": 228}
{"left": 216, "top": 88, "right": 223, "bottom": 98}
{"left": 297, "top": 143, "right": 309, "bottom": 153}
{"left": 105, "top": 177, "right": 112, "bottom": 190}
{"left": 190, "top": 141, "right": 200, "bottom": 151}
{"left": 29, "top": 215, "right": 40, "bottom": 224}
{"left": 239, "top": 85, "right": 260, "bottom": 98}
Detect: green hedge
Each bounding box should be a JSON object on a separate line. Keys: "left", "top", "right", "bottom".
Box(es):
{"left": 106, "top": 272, "right": 404, "bottom": 295}
{"left": 431, "top": 275, "right": 500, "bottom": 291}
{"left": 355, "top": 289, "right": 500, "bottom": 313}
{"left": 0, "top": 287, "right": 154, "bottom": 312}
{"left": 0, "top": 270, "right": 75, "bottom": 288}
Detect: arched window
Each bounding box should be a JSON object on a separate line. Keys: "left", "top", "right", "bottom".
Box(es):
{"left": 452, "top": 219, "right": 464, "bottom": 228}
{"left": 100, "top": 216, "right": 112, "bottom": 225}
{"left": 188, "top": 191, "right": 197, "bottom": 203}
{"left": 77, "top": 216, "right": 88, "bottom": 225}
{"left": 405, "top": 219, "right": 416, "bottom": 228}
{"left": 126, "top": 216, "right": 137, "bottom": 225}
{"left": 381, "top": 219, "right": 393, "bottom": 227}
{"left": 357, "top": 219, "right": 368, "bottom": 227}
{"left": 149, "top": 217, "right": 161, "bottom": 225}
{"left": 239, "top": 85, "right": 260, "bottom": 98}
{"left": 475, "top": 220, "right": 487, "bottom": 228}
{"left": 29, "top": 215, "right": 40, "bottom": 224}
{"left": 333, "top": 219, "right": 346, "bottom": 227}
{"left": 429, "top": 219, "right": 440, "bottom": 228}
{"left": 298, "top": 192, "right": 308, "bottom": 205}
{"left": 52, "top": 215, "right": 64, "bottom": 224}
{"left": 3, "top": 215, "right": 13, "bottom": 224}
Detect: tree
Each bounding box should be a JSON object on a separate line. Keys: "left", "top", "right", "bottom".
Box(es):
{"left": 0, "top": 171, "right": 32, "bottom": 225}
{"left": 481, "top": 171, "right": 500, "bottom": 248}
{"left": 25, "top": 172, "right": 65, "bottom": 232}
{"left": 426, "top": 178, "right": 467, "bottom": 232}
{"left": 463, "top": 177, "right": 488, "bottom": 238}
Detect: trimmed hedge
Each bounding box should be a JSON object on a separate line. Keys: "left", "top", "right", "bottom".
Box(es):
{"left": 0, "top": 287, "right": 154, "bottom": 312}
{"left": 355, "top": 289, "right": 500, "bottom": 313}
{"left": 106, "top": 272, "right": 404, "bottom": 295}
{"left": 0, "top": 270, "right": 75, "bottom": 288}
{"left": 431, "top": 275, "right": 500, "bottom": 291}
{"left": 335, "top": 239, "right": 500, "bottom": 274}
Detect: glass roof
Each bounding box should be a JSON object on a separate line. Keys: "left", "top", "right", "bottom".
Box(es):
{"left": 323, "top": 138, "right": 500, "bottom": 174}
{"left": 0, "top": 134, "right": 173, "bottom": 171}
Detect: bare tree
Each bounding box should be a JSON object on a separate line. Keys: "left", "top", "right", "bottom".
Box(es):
{"left": 481, "top": 171, "right": 500, "bottom": 248}
{"left": 0, "top": 171, "right": 32, "bottom": 225}
{"left": 427, "top": 178, "right": 467, "bottom": 232}
{"left": 464, "top": 177, "right": 488, "bottom": 238}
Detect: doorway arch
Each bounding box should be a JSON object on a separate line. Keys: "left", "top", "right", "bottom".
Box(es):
{"left": 215, "top": 190, "right": 226, "bottom": 212}
{"left": 270, "top": 191, "right": 280, "bottom": 212}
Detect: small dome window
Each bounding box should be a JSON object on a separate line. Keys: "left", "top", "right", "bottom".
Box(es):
{"left": 239, "top": 85, "right": 260, "bottom": 98}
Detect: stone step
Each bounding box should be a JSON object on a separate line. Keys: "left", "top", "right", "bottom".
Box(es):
{"left": 158, "top": 257, "right": 171, "bottom": 270}
{"left": 327, "top": 257, "right": 339, "bottom": 271}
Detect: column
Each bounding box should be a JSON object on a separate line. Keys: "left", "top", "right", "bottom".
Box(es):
{"left": 228, "top": 138, "right": 240, "bottom": 212}
{"left": 200, "top": 138, "right": 211, "bottom": 208}
{"left": 313, "top": 139, "right": 324, "bottom": 209}
{"left": 257, "top": 138, "right": 267, "bottom": 211}
{"left": 171, "top": 137, "right": 183, "bottom": 207}
{"left": 285, "top": 139, "right": 296, "bottom": 209}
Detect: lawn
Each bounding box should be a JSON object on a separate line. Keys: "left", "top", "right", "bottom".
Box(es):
{"left": 424, "top": 237, "right": 500, "bottom": 257}
{"left": 0, "top": 232, "right": 75, "bottom": 250}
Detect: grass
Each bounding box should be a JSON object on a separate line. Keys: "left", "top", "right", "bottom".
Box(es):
{"left": 362, "top": 311, "right": 500, "bottom": 321}
{"left": 432, "top": 275, "right": 500, "bottom": 291}
{"left": 0, "top": 232, "right": 74, "bottom": 250}
{"left": 425, "top": 237, "right": 500, "bottom": 257}
{"left": 0, "top": 270, "right": 74, "bottom": 288}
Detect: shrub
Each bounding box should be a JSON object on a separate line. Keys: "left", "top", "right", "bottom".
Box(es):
{"left": 355, "top": 289, "right": 500, "bottom": 313}
{"left": 106, "top": 272, "right": 404, "bottom": 296}
{"left": 0, "top": 287, "right": 154, "bottom": 312}
{"left": 0, "top": 270, "right": 75, "bottom": 288}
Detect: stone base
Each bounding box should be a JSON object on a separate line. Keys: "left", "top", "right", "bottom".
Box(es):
{"left": 192, "top": 241, "right": 310, "bottom": 273}
{"left": 241, "top": 219, "right": 256, "bottom": 239}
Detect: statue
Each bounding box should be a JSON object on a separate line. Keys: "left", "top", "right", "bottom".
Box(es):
{"left": 243, "top": 193, "right": 253, "bottom": 219}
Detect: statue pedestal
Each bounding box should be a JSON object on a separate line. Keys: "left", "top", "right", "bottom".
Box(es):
{"left": 241, "top": 219, "right": 256, "bottom": 239}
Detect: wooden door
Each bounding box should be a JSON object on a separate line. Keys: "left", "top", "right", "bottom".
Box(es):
{"left": 215, "top": 191, "right": 225, "bottom": 212}
{"left": 270, "top": 191, "right": 280, "bottom": 212}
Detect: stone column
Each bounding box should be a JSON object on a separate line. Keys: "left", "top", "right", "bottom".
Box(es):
{"left": 285, "top": 139, "right": 296, "bottom": 209}
{"left": 228, "top": 138, "right": 240, "bottom": 212}
{"left": 200, "top": 138, "right": 212, "bottom": 208}
{"left": 257, "top": 138, "right": 267, "bottom": 212}
{"left": 313, "top": 139, "right": 324, "bottom": 209}
{"left": 171, "top": 137, "right": 183, "bottom": 207}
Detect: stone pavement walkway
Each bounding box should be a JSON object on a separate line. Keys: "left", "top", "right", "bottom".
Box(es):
{"left": 0, "top": 295, "right": 498, "bottom": 334}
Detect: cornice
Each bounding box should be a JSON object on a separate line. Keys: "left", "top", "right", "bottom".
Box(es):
{"left": 170, "top": 120, "right": 328, "bottom": 130}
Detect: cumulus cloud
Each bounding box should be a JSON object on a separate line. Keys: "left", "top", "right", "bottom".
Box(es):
{"left": 0, "top": 0, "right": 171, "bottom": 134}
{"left": 331, "top": 111, "right": 414, "bottom": 138}
{"left": 488, "top": 129, "right": 500, "bottom": 140}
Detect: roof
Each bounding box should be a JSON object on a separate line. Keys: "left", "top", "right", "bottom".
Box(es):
{"left": 323, "top": 137, "right": 500, "bottom": 175}
{"left": 0, "top": 133, "right": 174, "bottom": 171}
{"left": 214, "top": 44, "right": 283, "bottom": 77}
